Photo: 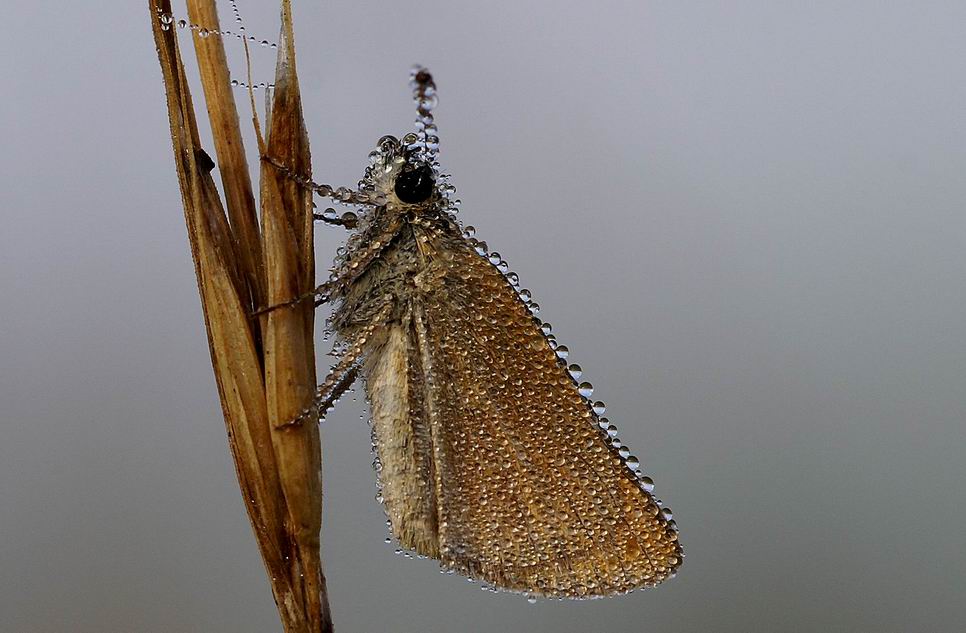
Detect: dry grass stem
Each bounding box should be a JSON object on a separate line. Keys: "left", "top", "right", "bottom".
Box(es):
{"left": 149, "top": 0, "right": 331, "bottom": 630}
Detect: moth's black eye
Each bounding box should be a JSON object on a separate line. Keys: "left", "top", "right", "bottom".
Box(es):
{"left": 394, "top": 164, "right": 435, "bottom": 203}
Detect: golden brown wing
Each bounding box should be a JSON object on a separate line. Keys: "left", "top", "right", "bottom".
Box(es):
{"left": 397, "top": 231, "right": 682, "bottom": 598}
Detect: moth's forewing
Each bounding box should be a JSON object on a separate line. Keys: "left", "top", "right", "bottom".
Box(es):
{"left": 358, "top": 219, "right": 681, "bottom": 598}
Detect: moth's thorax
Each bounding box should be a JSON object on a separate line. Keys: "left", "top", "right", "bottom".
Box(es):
{"left": 328, "top": 131, "right": 455, "bottom": 343}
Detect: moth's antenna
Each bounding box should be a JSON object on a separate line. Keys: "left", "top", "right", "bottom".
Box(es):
{"left": 408, "top": 66, "right": 439, "bottom": 163}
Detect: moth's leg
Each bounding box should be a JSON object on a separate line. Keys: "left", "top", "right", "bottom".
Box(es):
{"left": 313, "top": 210, "right": 356, "bottom": 229}
{"left": 262, "top": 155, "right": 387, "bottom": 207}
{"left": 281, "top": 300, "right": 394, "bottom": 428}
{"left": 314, "top": 212, "right": 348, "bottom": 228}
{"left": 252, "top": 217, "right": 405, "bottom": 317}
{"left": 251, "top": 277, "right": 337, "bottom": 317}
{"left": 281, "top": 354, "right": 358, "bottom": 429}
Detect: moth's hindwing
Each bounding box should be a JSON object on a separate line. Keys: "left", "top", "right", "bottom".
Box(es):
{"left": 363, "top": 228, "right": 682, "bottom": 598}
{"left": 365, "top": 321, "right": 439, "bottom": 558}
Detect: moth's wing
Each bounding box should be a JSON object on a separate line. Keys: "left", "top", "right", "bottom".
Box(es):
{"left": 363, "top": 319, "right": 440, "bottom": 558}
{"left": 409, "top": 235, "right": 682, "bottom": 597}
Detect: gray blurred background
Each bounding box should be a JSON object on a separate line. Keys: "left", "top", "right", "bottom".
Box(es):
{"left": 2, "top": 1, "right": 964, "bottom": 631}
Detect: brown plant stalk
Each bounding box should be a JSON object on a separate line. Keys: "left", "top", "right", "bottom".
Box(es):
{"left": 149, "top": 0, "right": 331, "bottom": 630}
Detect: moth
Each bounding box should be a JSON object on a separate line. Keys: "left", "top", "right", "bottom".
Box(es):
{"left": 272, "top": 67, "right": 682, "bottom": 598}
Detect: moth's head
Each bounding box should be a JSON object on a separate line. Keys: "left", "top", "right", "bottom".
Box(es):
{"left": 361, "top": 134, "right": 438, "bottom": 206}
{"left": 358, "top": 66, "right": 443, "bottom": 208}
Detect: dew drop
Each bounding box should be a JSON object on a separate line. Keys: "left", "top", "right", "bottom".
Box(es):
{"left": 518, "top": 288, "right": 532, "bottom": 302}
{"left": 592, "top": 401, "right": 606, "bottom": 415}
{"left": 639, "top": 475, "right": 655, "bottom": 492}
{"left": 578, "top": 382, "right": 593, "bottom": 398}
{"left": 568, "top": 364, "right": 583, "bottom": 380}
{"left": 625, "top": 456, "right": 640, "bottom": 469}
{"left": 555, "top": 345, "right": 569, "bottom": 360}
{"left": 340, "top": 211, "right": 358, "bottom": 228}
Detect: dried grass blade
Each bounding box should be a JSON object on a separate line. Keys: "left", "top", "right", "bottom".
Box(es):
{"left": 186, "top": 0, "right": 265, "bottom": 311}
{"left": 258, "top": 2, "right": 331, "bottom": 631}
